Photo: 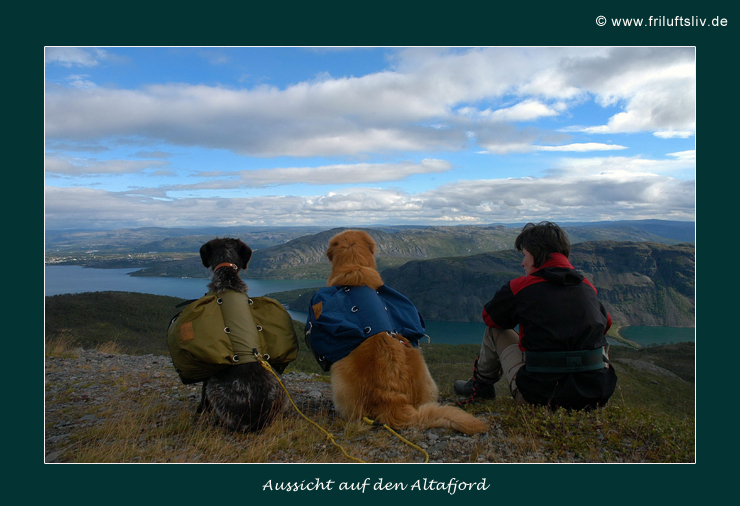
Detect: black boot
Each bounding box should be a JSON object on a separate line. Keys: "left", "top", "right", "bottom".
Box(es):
{"left": 455, "top": 357, "right": 495, "bottom": 405}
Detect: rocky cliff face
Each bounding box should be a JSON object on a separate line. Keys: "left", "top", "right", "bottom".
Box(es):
{"left": 381, "top": 241, "right": 695, "bottom": 327}
{"left": 569, "top": 242, "right": 694, "bottom": 327}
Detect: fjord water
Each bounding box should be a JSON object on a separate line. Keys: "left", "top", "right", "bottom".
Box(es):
{"left": 619, "top": 325, "right": 695, "bottom": 345}
{"left": 44, "top": 265, "right": 693, "bottom": 346}
{"left": 44, "top": 265, "right": 324, "bottom": 299}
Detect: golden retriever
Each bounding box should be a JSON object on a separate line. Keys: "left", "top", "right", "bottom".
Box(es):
{"left": 325, "top": 230, "right": 489, "bottom": 435}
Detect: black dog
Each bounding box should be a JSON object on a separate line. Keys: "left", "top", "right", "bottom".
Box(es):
{"left": 197, "top": 237, "right": 286, "bottom": 431}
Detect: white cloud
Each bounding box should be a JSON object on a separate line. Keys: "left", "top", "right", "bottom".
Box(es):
{"left": 568, "top": 48, "right": 695, "bottom": 135}
{"left": 474, "top": 124, "right": 552, "bottom": 154}
{"left": 548, "top": 155, "right": 695, "bottom": 177}
{"left": 477, "top": 142, "right": 536, "bottom": 155}
{"left": 45, "top": 154, "right": 695, "bottom": 230}
{"left": 667, "top": 150, "right": 696, "bottom": 161}
{"left": 462, "top": 99, "right": 561, "bottom": 123}
{"left": 488, "top": 100, "right": 561, "bottom": 122}
{"left": 178, "top": 159, "right": 452, "bottom": 190}
{"left": 45, "top": 47, "right": 108, "bottom": 68}
{"left": 44, "top": 47, "right": 695, "bottom": 157}
{"left": 44, "top": 83, "right": 467, "bottom": 157}
{"left": 45, "top": 155, "right": 169, "bottom": 175}
{"left": 419, "top": 170, "right": 695, "bottom": 223}
{"left": 654, "top": 130, "right": 694, "bottom": 139}
{"left": 534, "top": 143, "right": 628, "bottom": 152}
{"left": 64, "top": 74, "right": 97, "bottom": 89}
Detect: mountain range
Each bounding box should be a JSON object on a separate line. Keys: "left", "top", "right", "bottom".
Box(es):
{"left": 113, "top": 221, "right": 693, "bottom": 280}
{"left": 44, "top": 221, "right": 695, "bottom": 327}
{"left": 380, "top": 241, "right": 695, "bottom": 326}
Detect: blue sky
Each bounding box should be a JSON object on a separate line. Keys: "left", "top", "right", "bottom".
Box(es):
{"left": 44, "top": 47, "right": 695, "bottom": 230}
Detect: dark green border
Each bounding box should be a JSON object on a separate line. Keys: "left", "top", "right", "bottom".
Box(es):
{"left": 32, "top": 1, "right": 729, "bottom": 502}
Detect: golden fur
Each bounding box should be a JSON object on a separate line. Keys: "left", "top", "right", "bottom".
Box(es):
{"left": 325, "top": 230, "right": 489, "bottom": 435}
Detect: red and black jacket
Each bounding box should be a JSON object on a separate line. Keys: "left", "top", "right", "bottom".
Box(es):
{"left": 482, "top": 253, "right": 617, "bottom": 409}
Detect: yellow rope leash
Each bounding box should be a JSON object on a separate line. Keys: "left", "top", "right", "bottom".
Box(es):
{"left": 253, "top": 350, "right": 365, "bottom": 463}
{"left": 252, "top": 349, "right": 429, "bottom": 464}
{"left": 362, "top": 417, "right": 430, "bottom": 463}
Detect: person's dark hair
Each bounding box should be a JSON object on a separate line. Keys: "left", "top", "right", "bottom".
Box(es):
{"left": 514, "top": 221, "right": 570, "bottom": 267}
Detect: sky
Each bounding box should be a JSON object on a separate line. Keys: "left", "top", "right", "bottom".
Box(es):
{"left": 44, "top": 47, "right": 695, "bottom": 231}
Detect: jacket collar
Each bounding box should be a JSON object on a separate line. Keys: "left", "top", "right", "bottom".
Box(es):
{"left": 533, "top": 252, "right": 574, "bottom": 272}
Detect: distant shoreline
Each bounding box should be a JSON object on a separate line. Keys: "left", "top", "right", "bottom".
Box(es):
{"left": 611, "top": 325, "right": 642, "bottom": 349}
{"left": 613, "top": 324, "right": 695, "bottom": 349}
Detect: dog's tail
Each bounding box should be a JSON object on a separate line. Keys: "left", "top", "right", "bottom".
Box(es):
{"left": 383, "top": 402, "right": 489, "bottom": 436}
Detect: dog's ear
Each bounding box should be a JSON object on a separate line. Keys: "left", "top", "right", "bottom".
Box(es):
{"left": 200, "top": 242, "right": 212, "bottom": 268}
{"left": 326, "top": 238, "right": 338, "bottom": 262}
{"left": 236, "top": 240, "right": 252, "bottom": 270}
{"left": 363, "top": 233, "right": 376, "bottom": 255}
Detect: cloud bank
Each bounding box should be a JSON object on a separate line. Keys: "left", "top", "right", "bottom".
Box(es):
{"left": 44, "top": 47, "right": 696, "bottom": 230}
{"left": 45, "top": 155, "right": 695, "bottom": 230}
{"left": 45, "top": 47, "right": 695, "bottom": 157}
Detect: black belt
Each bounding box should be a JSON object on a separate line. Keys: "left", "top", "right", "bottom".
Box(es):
{"left": 525, "top": 347, "right": 606, "bottom": 373}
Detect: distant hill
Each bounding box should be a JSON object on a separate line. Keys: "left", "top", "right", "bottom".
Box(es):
{"left": 44, "top": 291, "right": 188, "bottom": 355}
{"left": 488, "top": 220, "right": 695, "bottom": 243}
{"left": 566, "top": 220, "right": 694, "bottom": 243}
{"left": 381, "top": 241, "right": 695, "bottom": 326}
{"left": 243, "top": 224, "right": 687, "bottom": 279}
{"left": 44, "top": 225, "right": 329, "bottom": 253}
{"left": 126, "top": 223, "right": 687, "bottom": 280}
{"left": 247, "top": 225, "right": 523, "bottom": 279}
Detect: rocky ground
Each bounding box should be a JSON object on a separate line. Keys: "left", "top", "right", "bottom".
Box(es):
{"left": 46, "top": 347, "right": 694, "bottom": 463}
{"left": 45, "top": 349, "right": 518, "bottom": 463}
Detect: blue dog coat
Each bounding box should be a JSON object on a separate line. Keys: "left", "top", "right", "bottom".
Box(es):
{"left": 305, "top": 285, "right": 426, "bottom": 371}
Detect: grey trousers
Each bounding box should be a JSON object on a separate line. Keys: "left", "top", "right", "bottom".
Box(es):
{"left": 477, "top": 327, "right": 528, "bottom": 404}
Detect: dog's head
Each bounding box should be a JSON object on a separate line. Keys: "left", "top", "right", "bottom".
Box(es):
{"left": 326, "top": 230, "right": 377, "bottom": 269}
{"left": 326, "top": 230, "right": 383, "bottom": 289}
{"left": 200, "top": 237, "right": 252, "bottom": 271}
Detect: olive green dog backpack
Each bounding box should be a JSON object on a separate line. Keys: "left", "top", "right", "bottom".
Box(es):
{"left": 167, "top": 291, "right": 299, "bottom": 384}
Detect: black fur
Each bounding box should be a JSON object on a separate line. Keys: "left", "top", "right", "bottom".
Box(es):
{"left": 197, "top": 237, "right": 285, "bottom": 432}
{"left": 200, "top": 364, "right": 285, "bottom": 432}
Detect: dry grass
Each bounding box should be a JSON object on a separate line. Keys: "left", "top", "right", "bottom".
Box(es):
{"left": 45, "top": 332, "right": 694, "bottom": 463}
{"left": 60, "top": 384, "right": 430, "bottom": 463}
{"left": 45, "top": 330, "right": 81, "bottom": 358}
{"left": 46, "top": 329, "right": 123, "bottom": 358}
{"left": 49, "top": 371, "right": 694, "bottom": 463}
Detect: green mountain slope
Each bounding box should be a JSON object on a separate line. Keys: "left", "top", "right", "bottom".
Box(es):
{"left": 44, "top": 291, "right": 188, "bottom": 354}
{"left": 122, "top": 224, "right": 683, "bottom": 279}
{"left": 381, "top": 241, "right": 695, "bottom": 326}
{"left": 246, "top": 226, "right": 523, "bottom": 279}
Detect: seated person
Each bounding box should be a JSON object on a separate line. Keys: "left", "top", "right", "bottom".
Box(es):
{"left": 454, "top": 221, "right": 617, "bottom": 410}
